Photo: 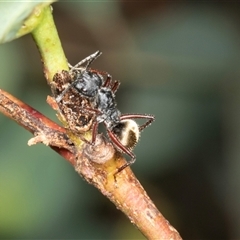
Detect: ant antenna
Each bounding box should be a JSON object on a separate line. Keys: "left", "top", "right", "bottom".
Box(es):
{"left": 55, "top": 51, "right": 102, "bottom": 103}
{"left": 69, "top": 50, "right": 102, "bottom": 73}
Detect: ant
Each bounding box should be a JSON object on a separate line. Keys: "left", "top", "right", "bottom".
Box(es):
{"left": 55, "top": 51, "right": 155, "bottom": 172}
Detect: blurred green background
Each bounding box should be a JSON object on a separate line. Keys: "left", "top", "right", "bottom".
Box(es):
{"left": 1, "top": 1, "right": 240, "bottom": 239}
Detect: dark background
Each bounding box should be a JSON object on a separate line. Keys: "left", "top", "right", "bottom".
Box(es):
{"left": 1, "top": 2, "right": 240, "bottom": 239}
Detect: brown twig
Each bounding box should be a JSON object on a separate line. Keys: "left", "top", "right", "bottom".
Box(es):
{"left": 0, "top": 88, "right": 182, "bottom": 239}
{"left": 0, "top": 89, "right": 75, "bottom": 165}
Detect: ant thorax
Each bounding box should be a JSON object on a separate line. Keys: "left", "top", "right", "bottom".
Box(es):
{"left": 95, "top": 87, "right": 121, "bottom": 127}
{"left": 111, "top": 119, "right": 140, "bottom": 150}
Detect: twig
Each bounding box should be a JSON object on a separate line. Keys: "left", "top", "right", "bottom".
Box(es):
{"left": 0, "top": 89, "right": 75, "bottom": 164}
{"left": 0, "top": 87, "right": 182, "bottom": 239}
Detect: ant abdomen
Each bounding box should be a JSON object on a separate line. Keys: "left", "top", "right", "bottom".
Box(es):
{"left": 111, "top": 119, "right": 140, "bottom": 150}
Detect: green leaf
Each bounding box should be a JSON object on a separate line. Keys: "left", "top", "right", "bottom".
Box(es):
{"left": 0, "top": 1, "right": 56, "bottom": 43}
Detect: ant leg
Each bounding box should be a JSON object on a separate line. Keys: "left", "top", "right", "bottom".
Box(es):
{"left": 111, "top": 80, "right": 120, "bottom": 93}
{"left": 55, "top": 84, "right": 73, "bottom": 103}
{"left": 97, "top": 73, "right": 120, "bottom": 93}
{"left": 82, "top": 107, "right": 100, "bottom": 115}
{"left": 89, "top": 70, "right": 120, "bottom": 93}
{"left": 91, "top": 71, "right": 113, "bottom": 89}
{"left": 90, "top": 69, "right": 109, "bottom": 77}
{"left": 107, "top": 129, "right": 136, "bottom": 173}
{"left": 116, "top": 158, "right": 136, "bottom": 174}
{"left": 90, "top": 121, "right": 99, "bottom": 145}
{"left": 101, "top": 74, "right": 120, "bottom": 93}
{"left": 90, "top": 70, "right": 118, "bottom": 91}
{"left": 138, "top": 115, "right": 155, "bottom": 131}
{"left": 120, "top": 114, "right": 155, "bottom": 131}
{"left": 102, "top": 74, "right": 112, "bottom": 88}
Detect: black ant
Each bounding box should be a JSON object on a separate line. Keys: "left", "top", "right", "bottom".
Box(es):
{"left": 55, "top": 51, "right": 155, "bottom": 172}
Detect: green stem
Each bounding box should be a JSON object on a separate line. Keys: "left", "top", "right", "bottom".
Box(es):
{"left": 31, "top": 5, "right": 90, "bottom": 146}
{"left": 32, "top": 6, "right": 68, "bottom": 82}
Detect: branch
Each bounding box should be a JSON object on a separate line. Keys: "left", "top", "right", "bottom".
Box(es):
{"left": 0, "top": 89, "right": 75, "bottom": 165}
{"left": 0, "top": 88, "right": 181, "bottom": 239}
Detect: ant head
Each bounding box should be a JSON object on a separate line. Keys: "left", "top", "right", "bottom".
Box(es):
{"left": 73, "top": 71, "right": 103, "bottom": 98}
{"left": 67, "top": 51, "right": 103, "bottom": 99}
{"left": 111, "top": 119, "right": 140, "bottom": 150}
